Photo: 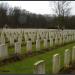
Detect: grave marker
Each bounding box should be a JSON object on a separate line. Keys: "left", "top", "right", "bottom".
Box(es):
{"left": 15, "top": 42, "right": 21, "bottom": 54}
{"left": 64, "top": 49, "right": 70, "bottom": 68}
{"left": 52, "top": 54, "right": 60, "bottom": 74}
{"left": 34, "top": 60, "right": 45, "bottom": 74}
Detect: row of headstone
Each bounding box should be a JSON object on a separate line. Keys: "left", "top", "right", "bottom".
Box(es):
{"left": 1, "top": 30, "right": 75, "bottom": 38}
{"left": 1, "top": 29, "right": 75, "bottom": 49}
{"left": 33, "top": 46, "right": 75, "bottom": 74}
{"left": 1, "top": 33, "right": 75, "bottom": 47}
{"left": 0, "top": 40, "right": 74, "bottom": 74}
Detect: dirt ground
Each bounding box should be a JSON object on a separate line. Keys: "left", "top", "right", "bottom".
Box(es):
{"left": 70, "top": 65, "right": 75, "bottom": 74}
{"left": 59, "top": 63, "right": 75, "bottom": 74}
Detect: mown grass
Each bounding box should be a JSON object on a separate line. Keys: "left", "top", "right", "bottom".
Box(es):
{"left": 0, "top": 42, "right": 74, "bottom": 74}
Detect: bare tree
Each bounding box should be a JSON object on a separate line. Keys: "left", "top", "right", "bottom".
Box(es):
{"left": 53, "top": 1, "right": 71, "bottom": 16}
{"left": 52, "top": 1, "right": 71, "bottom": 29}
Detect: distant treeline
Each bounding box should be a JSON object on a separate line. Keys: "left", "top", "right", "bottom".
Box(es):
{"left": 0, "top": 3, "right": 75, "bottom": 29}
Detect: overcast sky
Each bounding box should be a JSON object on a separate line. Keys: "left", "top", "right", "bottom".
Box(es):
{"left": 0, "top": 1, "right": 75, "bottom": 15}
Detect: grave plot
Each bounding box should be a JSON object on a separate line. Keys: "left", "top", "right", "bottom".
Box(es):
{"left": 0, "top": 29, "right": 75, "bottom": 74}
{"left": 0, "top": 40, "right": 74, "bottom": 74}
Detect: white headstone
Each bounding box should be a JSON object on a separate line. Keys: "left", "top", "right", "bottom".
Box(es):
{"left": 72, "top": 46, "right": 75, "bottom": 63}
{"left": 55, "top": 37, "right": 58, "bottom": 45}
{"left": 0, "top": 44, "right": 8, "bottom": 59}
{"left": 44, "top": 39, "right": 48, "bottom": 48}
{"left": 64, "top": 49, "right": 70, "bottom": 68}
{"left": 15, "top": 42, "right": 21, "bottom": 54}
{"left": 37, "top": 34, "right": 40, "bottom": 39}
{"left": 50, "top": 38, "right": 53, "bottom": 47}
{"left": 0, "top": 34, "right": 5, "bottom": 44}
{"left": 18, "top": 35, "right": 22, "bottom": 44}
{"left": 24, "top": 34, "right": 29, "bottom": 42}
{"left": 52, "top": 54, "right": 60, "bottom": 74}
{"left": 36, "top": 39, "right": 40, "bottom": 51}
{"left": 34, "top": 60, "right": 45, "bottom": 74}
{"left": 26, "top": 40, "right": 32, "bottom": 52}
{"left": 10, "top": 36, "right": 14, "bottom": 46}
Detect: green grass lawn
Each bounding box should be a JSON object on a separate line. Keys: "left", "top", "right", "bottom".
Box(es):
{"left": 0, "top": 42, "right": 75, "bottom": 74}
